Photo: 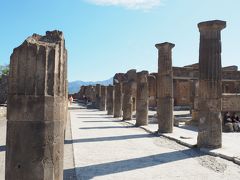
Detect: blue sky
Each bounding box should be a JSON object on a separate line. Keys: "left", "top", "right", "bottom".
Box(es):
{"left": 0, "top": 0, "right": 240, "bottom": 81}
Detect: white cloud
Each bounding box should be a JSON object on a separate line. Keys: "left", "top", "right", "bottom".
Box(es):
{"left": 86, "top": 0, "right": 163, "bottom": 10}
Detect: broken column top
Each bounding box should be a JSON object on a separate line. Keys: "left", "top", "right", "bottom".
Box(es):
{"left": 137, "top": 71, "right": 149, "bottom": 83}
{"left": 9, "top": 30, "right": 67, "bottom": 97}
{"left": 198, "top": 20, "right": 226, "bottom": 31}
{"left": 27, "top": 30, "right": 63, "bottom": 44}
{"left": 155, "top": 42, "right": 175, "bottom": 50}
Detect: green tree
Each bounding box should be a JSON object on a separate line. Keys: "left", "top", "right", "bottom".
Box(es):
{"left": 0, "top": 65, "right": 9, "bottom": 80}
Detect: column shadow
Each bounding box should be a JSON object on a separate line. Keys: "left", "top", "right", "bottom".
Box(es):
{"left": 64, "top": 133, "right": 154, "bottom": 144}
{"left": 64, "top": 168, "right": 77, "bottom": 180}
{"left": 82, "top": 120, "right": 122, "bottom": 123}
{"left": 0, "top": 145, "right": 6, "bottom": 152}
{"left": 79, "top": 126, "right": 133, "bottom": 130}
{"left": 64, "top": 148, "right": 204, "bottom": 180}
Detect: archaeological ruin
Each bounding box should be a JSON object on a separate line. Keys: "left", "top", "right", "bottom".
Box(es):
{"left": 99, "top": 85, "right": 107, "bottom": 111}
{"left": 76, "top": 19, "right": 240, "bottom": 149}
{"left": 6, "top": 30, "right": 67, "bottom": 180}
{"left": 135, "top": 71, "right": 149, "bottom": 126}
{"left": 156, "top": 42, "right": 175, "bottom": 133}
{"left": 107, "top": 85, "right": 114, "bottom": 115}
{"left": 3, "top": 19, "right": 240, "bottom": 180}
{"left": 197, "top": 20, "right": 226, "bottom": 148}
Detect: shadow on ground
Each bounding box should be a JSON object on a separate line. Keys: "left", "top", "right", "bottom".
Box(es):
{"left": 64, "top": 168, "right": 77, "bottom": 180}
{"left": 64, "top": 133, "right": 155, "bottom": 144}
{"left": 64, "top": 148, "right": 203, "bottom": 180}
{"left": 0, "top": 145, "right": 6, "bottom": 152}
{"left": 82, "top": 120, "right": 122, "bottom": 123}
{"left": 79, "top": 126, "right": 133, "bottom": 130}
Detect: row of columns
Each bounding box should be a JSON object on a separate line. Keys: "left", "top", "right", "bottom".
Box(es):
{"left": 5, "top": 19, "right": 226, "bottom": 180}
{"left": 94, "top": 20, "right": 226, "bottom": 149}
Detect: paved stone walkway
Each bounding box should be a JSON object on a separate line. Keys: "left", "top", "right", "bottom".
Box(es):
{"left": 67, "top": 103, "right": 240, "bottom": 180}
{"left": 1, "top": 103, "right": 240, "bottom": 180}
{"left": 0, "top": 118, "right": 6, "bottom": 180}
{"left": 125, "top": 117, "right": 240, "bottom": 164}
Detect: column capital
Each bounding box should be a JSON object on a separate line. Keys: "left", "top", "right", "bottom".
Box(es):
{"left": 155, "top": 42, "right": 175, "bottom": 50}
{"left": 198, "top": 20, "right": 226, "bottom": 32}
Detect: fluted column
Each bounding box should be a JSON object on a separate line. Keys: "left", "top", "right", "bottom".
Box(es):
{"left": 156, "top": 42, "right": 175, "bottom": 133}
{"left": 100, "top": 86, "right": 107, "bottom": 111}
{"left": 6, "top": 31, "right": 67, "bottom": 180}
{"left": 122, "top": 81, "right": 133, "bottom": 120}
{"left": 114, "top": 83, "right": 122, "bottom": 117}
{"left": 95, "top": 84, "right": 101, "bottom": 109}
{"left": 148, "top": 74, "right": 157, "bottom": 108}
{"left": 107, "top": 85, "right": 114, "bottom": 115}
{"left": 136, "top": 71, "right": 149, "bottom": 126}
{"left": 197, "top": 20, "right": 226, "bottom": 148}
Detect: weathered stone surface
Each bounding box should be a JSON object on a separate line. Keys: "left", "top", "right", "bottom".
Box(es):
{"left": 156, "top": 42, "right": 175, "bottom": 133}
{"left": 114, "top": 83, "right": 122, "bottom": 118}
{"left": 126, "top": 69, "right": 137, "bottom": 111}
{"left": 122, "top": 81, "right": 133, "bottom": 120}
{"left": 0, "top": 74, "right": 8, "bottom": 104}
{"left": 136, "top": 71, "right": 149, "bottom": 126}
{"left": 113, "top": 73, "right": 127, "bottom": 85}
{"left": 99, "top": 86, "right": 107, "bottom": 111}
{"left": 197, "top": 20, "right": 226, "bottom": 148}
{"left": 95, "top": 84, "right": 101, "bottom": 109}
{"left": 6, "top": 30, "right": 67, "bottom": 180}
{"left": 148, "top": 75, "right": 157, "bottom": 108}
{"left": 222, "top": 94, "right": 240, "bottom": 112}
{"left": 107, "top": 85, "right": 114, "bottom": 115}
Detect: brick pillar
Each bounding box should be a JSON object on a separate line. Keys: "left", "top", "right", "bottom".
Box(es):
{"left": 6, "top": 31, "right": 67, "bottom": 180}
{"left": 107, "top": 85, "right": 114, "bottom": 115}
{"left": 156, "top": 42, "right": 175, "bottom": 133}
{"left": 122, "top": 81, "right": 133, "bottom": 120}
{"left": 95, "top": 84, "right": 101, "bottom": 109}
{"left": 100, "top": 85, "right": 107, "bottom": 111}
{"left": 114, "top": 83, "right": 122, "bottom": 118}
{"left": 197, "top": 20, "right": 226, "bottom": 148}
{"left": 136, "top": 71, "right": 149, "bottom": 126}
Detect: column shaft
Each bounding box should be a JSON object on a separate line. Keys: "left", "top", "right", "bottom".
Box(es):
{"left": 197, "top": 20, "right": 226, "bottom": 148}
{"left": 136, "top": 71, "right": 149, "bottom": 126}
{"left": 156, "top": 42, "right": 175, "bottom": 133}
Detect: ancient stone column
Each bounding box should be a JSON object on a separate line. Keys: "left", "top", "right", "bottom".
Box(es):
{"left": 197, "top": 20, "right": 226, "bottom": 148}
{"left": 136, "top": 71, "right": 149, "bottom": 126}
{"left": 114, "top": 83, "right": 122, "bottom": 117}
{"left": 156, "top": 42, "right": 175, "bottom": 133}
{"left": 148, "top": 74, "right": 157, "bottom": 108}
{"left": 122, "top": 81, "right": 133, "bottom": 120}
{"left": 6, "top": 31, "right": 67, "bottom": 180}
{"left": 126, "top": 69, "right": 137, "bottom": 112}
{"left": 107, "top": 85, "right": 114, "bottom": 115}
{"left": 91, "top": 86, "right": 96, "bottom": 104}
{"left": 95, "top": 84, "right": 101, "bottom": 109}
{"left": 191, "top": 80, "right": 200, "bottom": 125}
{"left": 100, "top": 85, "right": 107, "bottom": 111}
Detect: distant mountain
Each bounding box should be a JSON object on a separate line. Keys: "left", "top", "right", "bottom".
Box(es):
{"left": 68, "top": 77, "right": 113, "bottom": 94}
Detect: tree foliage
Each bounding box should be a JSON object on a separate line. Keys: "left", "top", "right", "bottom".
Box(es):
{"left": 0, "top": 65, "right": 9, "bottom": 80}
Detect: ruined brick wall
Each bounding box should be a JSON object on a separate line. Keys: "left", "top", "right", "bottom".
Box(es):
{"left": 222, "top": 81, "right": 240, "bottom": 93}
{"left": 173, "top": 79, "right": 193, "bottom": 106}
{"left": 222, "top": 94, "right": 240, "bottom": 112}
{"left": 113, "top": 73, "right": 127, "bottom": 85}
